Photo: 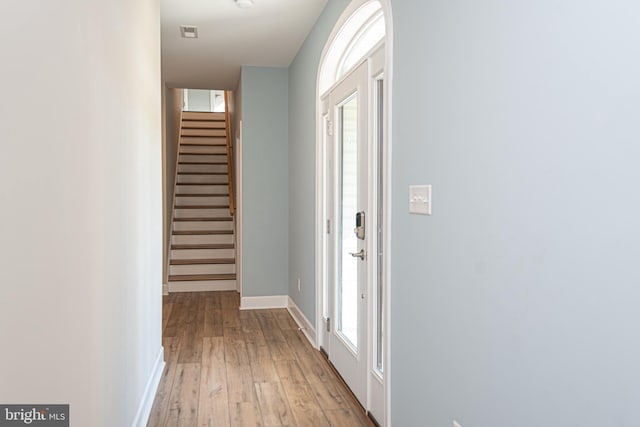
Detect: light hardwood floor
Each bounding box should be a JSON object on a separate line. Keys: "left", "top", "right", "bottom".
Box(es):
{"left": 148, "top": 291, "right": 373, "bottom": 427}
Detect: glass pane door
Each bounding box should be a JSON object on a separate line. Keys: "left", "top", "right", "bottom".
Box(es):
{"left": 338, "top": 94, "right": 359, "bottom": 349}
{"left": 327, "top": 61, "right": 368, "bottom": 406}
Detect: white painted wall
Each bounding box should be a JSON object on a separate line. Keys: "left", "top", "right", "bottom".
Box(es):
{"left": 0, "top": 1, "right": 163, "bottom": 426}
{"left": 184, "top": 89, "right": 212, "bottom": 112}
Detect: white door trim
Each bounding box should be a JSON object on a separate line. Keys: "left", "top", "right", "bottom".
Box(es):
{"left": 236, "top": 121, "right": 243, "bottom": 295}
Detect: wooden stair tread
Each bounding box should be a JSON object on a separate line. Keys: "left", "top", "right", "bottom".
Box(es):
{"left": 180, "top": 143, "right": 227, "bottom": 147}
{"left": 179, "top": 152, "right": 225, "bottom": 155}
{"left": 171, "top": 243, "right": 234, "bottom": 250}
{"left": 176, "top": 193, "right": 228, "bottom": 198}
{"left": 181, "top": 123, "right": 226, "bottom": 129}
{"left": 182, "top": 123, "right": 224, "bottom": 126}
{"left": 178, "top": 172, "right": 227, "bottom": 175}
{"left": 170, "top": 258, "right": 235, "bottom": 265}
{"left": 182, "top": 111, "right": 224, "bottom": 118}
{"left": 182, "top": 120, "right": 225, "bottom": 122}
{"left": 182, "top": 120, "right": 225, "bottom": 123}
{"left": 175, "top": 205, "right": 230, "bottom": 209}
{"left": 173, "top": 230, "right": 234, "bottom": 235}
{"left": 179, "top": 162, "right": 227, "bottom": 165}
{"left": 176, "top": 182, "right": 227, "bottom": 186}
{"left": 182, "top": 114, "right": 225, "bottom": 117}
{"left": 181, "top": 132, "right": 226, "bottom": 137}
{"left": 168, "top": 273, "right": 236, "bottom": 282}
{"left": 173, "top": 217, "right": 232, "bottom": 222}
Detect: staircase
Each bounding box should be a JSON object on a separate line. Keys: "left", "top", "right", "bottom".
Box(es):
{"left": 168, "top": 110, "right": 236, "bottom": 292}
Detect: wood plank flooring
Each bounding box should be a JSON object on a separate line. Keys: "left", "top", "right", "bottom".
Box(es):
{"left": 148, "top": 291, "right": 372, "bottom": 427}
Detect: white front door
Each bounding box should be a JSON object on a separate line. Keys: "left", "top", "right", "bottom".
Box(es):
{"left": 326, "top": 61, "right": 369, "bottom": 404}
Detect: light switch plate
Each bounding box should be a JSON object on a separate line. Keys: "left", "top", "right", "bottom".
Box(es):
{"left": 409, "top": 185, "right": 431, "bottom": 215}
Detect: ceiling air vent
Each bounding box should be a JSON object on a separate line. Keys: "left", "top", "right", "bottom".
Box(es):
{"left": 235, "top": 0, "right": 254, "bottom": 8}
{"left": 179, "top": 25, "right": 198, "bottom": 39}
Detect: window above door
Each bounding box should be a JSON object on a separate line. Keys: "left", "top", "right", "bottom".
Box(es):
{"left": 318, "top": 1, "right": 385, "bottom": 96}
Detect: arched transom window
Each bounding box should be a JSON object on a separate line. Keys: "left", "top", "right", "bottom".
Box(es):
{"left": 318, "top": 1, "right": 385, "bottom": 95}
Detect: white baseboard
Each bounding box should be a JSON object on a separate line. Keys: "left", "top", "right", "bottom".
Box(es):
{"left": 131, "top": 346, "right": 165, "bottom": 427}
{"left": 287, "top": 297, "right": 317, "bottom": 347}
{"left": 240, "top": 295, "right": 288, "bottom": 310}
{"left": 162, "top": 283, "right": 169, "bottom": 296}
{"left": 168, "top": 280, "right": 236, "bottom": 293}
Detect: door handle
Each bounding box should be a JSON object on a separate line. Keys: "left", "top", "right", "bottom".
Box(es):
{"left": 349, "top": 249, "right": 365, "bottom": 260}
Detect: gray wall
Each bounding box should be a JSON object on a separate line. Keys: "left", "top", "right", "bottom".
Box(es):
{"left": 287, "top": 0, "right": 640, "bottom": 425}
{"left": 233, "top": 83, "right": 243, "bottom": 217}
{"left": 288, "top": 0, "right": 351, "bottom": 324}
{"left": 240, "top": 66, "right": 289, "bottom": 297}
{"left": 391, "top": 0, "right": 640, "bottom": 425}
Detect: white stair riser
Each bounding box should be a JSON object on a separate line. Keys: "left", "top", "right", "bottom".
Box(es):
{"left": 179, "top": 164, "right": 228, "bottom": 173}
{"left": 181, "top": 136, "right": 227, "bottom": 146}
{"left": 177, "top": 174, "right": 228, "bottom": 184}
{"left": 184, "top": 120, "right": 226, "bottom": 129}
{"left": 168, "top": 280, "right": 236, "bottom": 292}
{"left": 173, "top": 221, "right": 233, "bottom": 232}
{"left": 171, "top": 248, "right": 235, "bottom": 259}
{"left": 172, "top": 234, "right": 235, "bottom": 245}
{"left": 170, "top": 263, "right": 236, "bottom": 276}
{"left": 181, "top": 129, "right": 226, "bottom": 137}
{"left": 176, "top": 196, "right": 229, "bottom": 206}
{"left": 176, "top": 185, "right": 229, "bottom": 195}
{"left": 180, "top": 146, "right": 226, "bottom": 155}
{"left": 174, "top": 208, "right": 231, "bottom": 218}
{"left": 180, "top": 154, "right": 227, "bottom": 163}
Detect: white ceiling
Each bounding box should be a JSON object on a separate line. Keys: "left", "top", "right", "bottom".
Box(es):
{"left": 161, "top": 0, "right": 328, "bottom": 90}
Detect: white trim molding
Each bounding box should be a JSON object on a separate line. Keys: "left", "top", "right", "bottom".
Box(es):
{"left": 240, "top": 295, "right": 288, "bottom": 310}
{"left": 130, "top": 347, "right": 165, "bottom": 427}
{"left": 235, "top": 123, "right": 243, "bottom": 295}
{"left": 379, "top": 2, "right": 394, "bottom": 426}
{"left": 287, "top": 297, "right": 317, "bottom": 347}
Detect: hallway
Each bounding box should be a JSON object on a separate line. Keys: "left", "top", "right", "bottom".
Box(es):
{"left": 147, "top": 291, "right": 373, "bottom": 426}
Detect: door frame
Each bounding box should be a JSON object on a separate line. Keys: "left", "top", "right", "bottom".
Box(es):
{"left": 314, "top": 1, "right": 394, "bottom": 425}
{"left": 235, "top": 121, "right": 243, "bottom": 295}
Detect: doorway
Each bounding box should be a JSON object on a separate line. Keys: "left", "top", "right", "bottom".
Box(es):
{"left": 316, "top": 1, "right": 391, "bottom": 424}
{"left": 324, "top": 61, "right": 369, "bottom": 404}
